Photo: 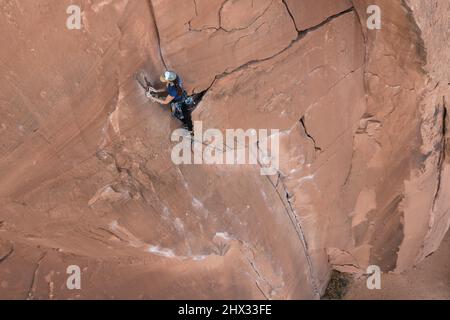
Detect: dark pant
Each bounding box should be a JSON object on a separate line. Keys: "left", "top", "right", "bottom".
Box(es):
{"left": 181, "top": 103, "right": 193, "bottom": 131}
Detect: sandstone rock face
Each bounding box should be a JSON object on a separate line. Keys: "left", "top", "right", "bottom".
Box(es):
{"left": 151, "top": 0, "right": 299, "bottom": 92}
{"left": 0, "top": 0, "right": 448, "bottom": 299}
{"left": 284, "top": 0, "right": 353, "bottom": 30}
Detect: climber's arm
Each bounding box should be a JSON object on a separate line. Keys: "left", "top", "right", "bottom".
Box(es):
{"left": 151, "top": 94, "right": 174, "bottom": 105}
{"left": 148, "top": 86, "right": 166, "bottom": 93}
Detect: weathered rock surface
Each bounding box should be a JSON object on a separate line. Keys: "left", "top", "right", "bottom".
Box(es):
{"left": 0, "top": 0, "right": 448, "bottom": 299}
{"left": 152, "top": 0, "right": 299, "bottom": 92}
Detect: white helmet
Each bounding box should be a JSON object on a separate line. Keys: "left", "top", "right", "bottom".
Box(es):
{"left": 160, "top": 70, "right": 177, "bottom": 82}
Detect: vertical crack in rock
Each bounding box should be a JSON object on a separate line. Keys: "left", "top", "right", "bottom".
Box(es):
{"left": 281, "top": 0, "right": 299, "bottom": 32}
{"left": 300, "top": 117, "right": 322, "bottom": 152}
{"left": 265, "top": 174, "right": 320, "bottom": 298}
{"left": 196, "top": 7, "right": 366, "bottom": 298}
{"left": 0, "top": 243, "right": 14, "bottom": 264}
{"left": 27, "top": 252, "right": 47, "bottom": 300}
{"left": 148, "top": 0, "right": 168, "bottom": 69}
{"left": 339, "top": 2, "right": 367, "bottom": 190}
{"left": 342, "top": 149, "right": 355, "bottom": 187}
{"left": 10, "top": 0, "right": 447, "bottom": 299}
{"left": 433, "top": 97, "right": 447, "bottom": 209}
{"left": 255, "top": 282, "right": 270, "bottom": 300}
{"left": 255, "top": 136, "right": 320, "bottom": 297}
{"left": 242, "top": 248, "right": 272, "bottom": 299}
{"left": 350, "top": 0, "right": 369, "bottom": 98}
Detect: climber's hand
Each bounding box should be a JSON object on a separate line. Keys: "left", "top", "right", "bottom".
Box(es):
{"left": 145, "top": 91, "right": 155, "bottom": 99}
{"left": 149, "top": 95, "right": 159, "bottom": 103}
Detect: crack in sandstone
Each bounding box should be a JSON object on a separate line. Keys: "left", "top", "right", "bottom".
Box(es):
{"left": 98, "top": 4, "right": 357, "bottom": 298}
{"left": 148, "top": 0, "right": 168, "bottom": 69}
{"left": 255, "top": 281, "right": 270, "bottom": 300}
{"left": 187, "top": 0, "right": 273, "bottom": 33}
{"left": 244, "top": 253, "right": 272, "bottom": 299}
{"left": 216, "top": 135, "right": 321, "bottom": 297}
{"left": 228, "top": 21, "right": 268, "bottom": 49}
{"left": 27, "top": 252, "right": 47, "bottom": 300}
{"left": 350, "top": 0, "right": 369, "bottom": 96}
{"left": 281, "top": 0, "right": 299, "bottom": 32}
{"left": 255, "top": 137, "right": 320, "bottom": 298}
{"left": 203, "top": 7, "right": 355, "bottom": 91}
{"left": 236, "top": 239, "right": 283, "bottom": 299}
{"left": 266, "top": 173, "right": 320, "bottom": 298}
{"left": 300, "top": 117, "right": 322, "bottom": 152}
{"left": 192, "top": 8, "right": 360, "bottom": 298}
{"left": 433, "top": 97, "right": 447, "bottom": 209}
{"left": 0, "top": 243, "right": 14, "bottom": 264}
{"left": 186, "top": 0, "right": 226, "bottom": 32}
{"left": 297, "top": 7, "right": 354, "bottom": 35}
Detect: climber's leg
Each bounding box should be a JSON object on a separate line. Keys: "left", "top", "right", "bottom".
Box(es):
{"left": 181, "top": 104, "right": 193, "bottom": 132}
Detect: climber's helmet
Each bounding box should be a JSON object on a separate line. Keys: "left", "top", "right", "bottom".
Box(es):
{"left": 160, "top": 70, "right": 177, "bottom": 83}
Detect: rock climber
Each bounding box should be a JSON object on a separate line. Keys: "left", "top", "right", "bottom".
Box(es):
{"left": 146, "top": 70, "right": 194, "bottom": 133}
